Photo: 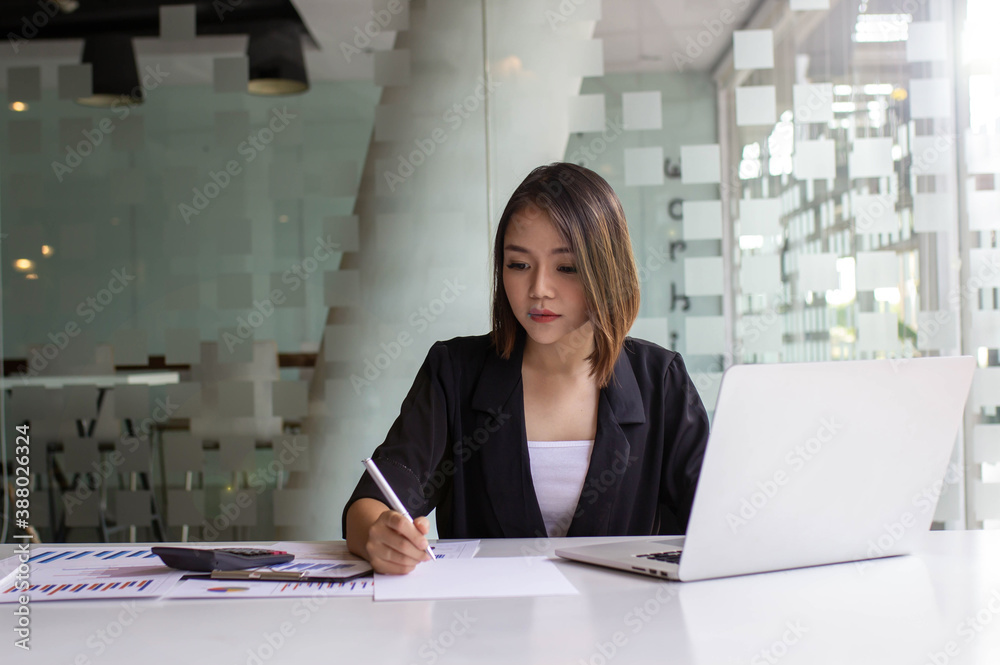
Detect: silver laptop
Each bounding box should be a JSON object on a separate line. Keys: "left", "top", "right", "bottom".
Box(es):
{"left": 556, "top": 356, "right": 976, "bottom": 582}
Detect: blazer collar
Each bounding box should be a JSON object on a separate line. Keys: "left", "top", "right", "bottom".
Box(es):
{"left": 471, "top": 329, "right": 645, "bottom": 537}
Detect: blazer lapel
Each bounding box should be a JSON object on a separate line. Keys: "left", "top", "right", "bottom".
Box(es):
{"left": 567, "top": 344, "right": 646, "bottom": 536}
{"left": 471, "top": 332, "right": 646, "bottom": 538}
{"left": 470, "top": 330, "right": 546, "bottom": 538}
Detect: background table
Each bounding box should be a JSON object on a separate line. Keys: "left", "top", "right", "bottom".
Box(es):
{"left": 5, "top": 531, "right": 1000, "bottom": 664}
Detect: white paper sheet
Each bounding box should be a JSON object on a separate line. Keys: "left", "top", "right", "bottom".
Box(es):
{"left": 969, "top": 190, "right": 1000, "bottom": 231}
{"left": 685, "top": 317, "right": 726, "bottom": 356}
{"left": 794, "top": 139, "right": 836, "bottom": 181}
{"left": 910, "top": 79, "right": 952, "bottom": 119}
{"left": 849, "top": 138, "right": 894, "bottom": 179}
{"left": 681, "top": 144, "right": 721, "bottom": 184}
{"left": 965, "top": 131, "right": 1000, "bottom": 173}
{"left": 622, "top": 91, "right": 662, "bottom": 130}
{"left": 738, "top": 315, "right": 782, "bottom": 354}
{"left": 739, "top": 198, "right": 782, "bottom": 236}
{"left": 973, "top": 425, "right": 1000, "bottom": 464}
{"left": 685, "top": 257, "right": 725, "bottom": 296}
{"left": 735, "top": 86, "right": 777, "bottom": 126}
{"left": 906, "top": 22, "right": 947, "bottom": 62}
{"left": 917, "top": 310, "right": 958, "bottom": 351}
{"left": 971, "top": 310, "right": 1000, "bottom": 350}
{"left": 969, "top": 249, "right": 1000, "bottom": 288}
{"left": 373, "top": 557, "right": 578, "bottom": 601}
{"left": 733, "top": 30, "right": 774, "bottom": 70}
{"left": 568, "top": 94, "right": 606, "bottom": 133}
{"left": 910, "top": 136, "right": 953, "bottom": 176}
{"left": 798, "top": 253, "right": 839, "bottom": 293}
{"left": 971, "top": 368, "right": 1000, "bottom": 411}
{"left": 857, "top": 312, "right": 901, "bottom": 353}
{"left": 855, "top": 251, "right": 897, "bottom": 290}
{"left": 853, "top": 193, "right": 898, "bottom": 235}
{"left": 793, "top": 83, "right": 834, "bottom": 124}
{"left": 741, "top": 255, "right": 781, "bottom": 294}
{"left": 683, "top": 200, "right": 723, "bottom": 240}
{"left": 624, "top": 147, "right": 664, "bottom": 186}
{"left": 913, "top": 193, "right": 954, "bottom": 233}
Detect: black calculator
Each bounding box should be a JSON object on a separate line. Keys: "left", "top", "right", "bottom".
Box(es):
{"left": 151, "top": 547, "right": 294, "bottom": 572}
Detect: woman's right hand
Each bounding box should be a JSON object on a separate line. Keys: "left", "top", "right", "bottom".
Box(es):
{"left": 365, "top": 510, "right": 433, "bottom": 574}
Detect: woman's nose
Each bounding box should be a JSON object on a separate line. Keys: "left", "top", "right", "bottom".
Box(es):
{"left": 530, "top": 267, "right": 555, "bottom": 299}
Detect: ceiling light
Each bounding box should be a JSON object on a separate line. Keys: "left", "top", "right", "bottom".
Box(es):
{"left": 9, "top": 101, "right": 28, "bottom": 112}
{"left": 76, "top": 34, "right": 143, "bottom": 108}
{"left": 14, "top": 259, "right": 34, "bottom": 272}
{"left": 247, "top": 21, "right": 309, "bottom": 96}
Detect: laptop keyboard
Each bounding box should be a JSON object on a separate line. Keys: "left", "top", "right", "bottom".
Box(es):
{"left": 636, "top": 550, "right": 682, "bottom": 564}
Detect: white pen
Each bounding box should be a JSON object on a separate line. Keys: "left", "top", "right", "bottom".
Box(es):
{"left": 362, "top": 458, "right": 436, "bottom": 563}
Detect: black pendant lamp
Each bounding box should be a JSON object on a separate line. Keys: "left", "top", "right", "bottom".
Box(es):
{"left": 76, "top": 34, "right": 143, "bottom": 107}
{"left": 247, "top": 21, "right": 309, "bottom": 96}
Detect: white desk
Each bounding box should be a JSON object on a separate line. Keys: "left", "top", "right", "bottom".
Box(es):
{"left": 5, "top": 532, "right": 1000, "bottom": 664}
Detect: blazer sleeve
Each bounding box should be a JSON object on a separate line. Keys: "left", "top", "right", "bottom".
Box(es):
{"left": 658, "top": 353, "right": 711, "bottom": 533}
{"left": 340, "top": 341, "right": 454, "bottom": 538}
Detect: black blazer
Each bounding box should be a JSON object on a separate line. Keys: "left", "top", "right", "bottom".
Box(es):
{"left": 342, "top": 329, "right": 710, "bottom": 539}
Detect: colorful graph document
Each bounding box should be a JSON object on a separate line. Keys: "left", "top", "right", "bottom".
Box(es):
{"left": 166, "top": 577, "right": 375, "bottom": 600}
{"left": 2, "top": 574, "right": 184, "bottom": 602}
{"left": 0, "top": 547, "right": 186, "bottom": 602}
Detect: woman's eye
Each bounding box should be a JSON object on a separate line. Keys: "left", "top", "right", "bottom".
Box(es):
{"left": 559, "top": 266, "right": 578, "bottom": 274}
{"left": 506, "top": 262, "right": 527, "bottom": 270}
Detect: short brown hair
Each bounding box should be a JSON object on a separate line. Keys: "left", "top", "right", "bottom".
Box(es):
{"left": 489, "top": 162, "right": 641, "bottom": 389}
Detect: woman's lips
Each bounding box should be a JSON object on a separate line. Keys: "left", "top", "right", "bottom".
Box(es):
{"left": 529, "top": 313, "right": 560, "bottom": 323}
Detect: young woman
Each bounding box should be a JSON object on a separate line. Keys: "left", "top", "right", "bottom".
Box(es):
{"left": 343, "top": 162, "right": 710, "bottom": 574}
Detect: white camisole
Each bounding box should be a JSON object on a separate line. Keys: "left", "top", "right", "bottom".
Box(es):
{"left": 526, "top": 439, "right": 595, "bottom": 538}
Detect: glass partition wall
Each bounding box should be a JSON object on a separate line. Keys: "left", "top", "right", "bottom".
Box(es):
{"left": 0, "top": 0, "right": 995, "bottom": 545}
